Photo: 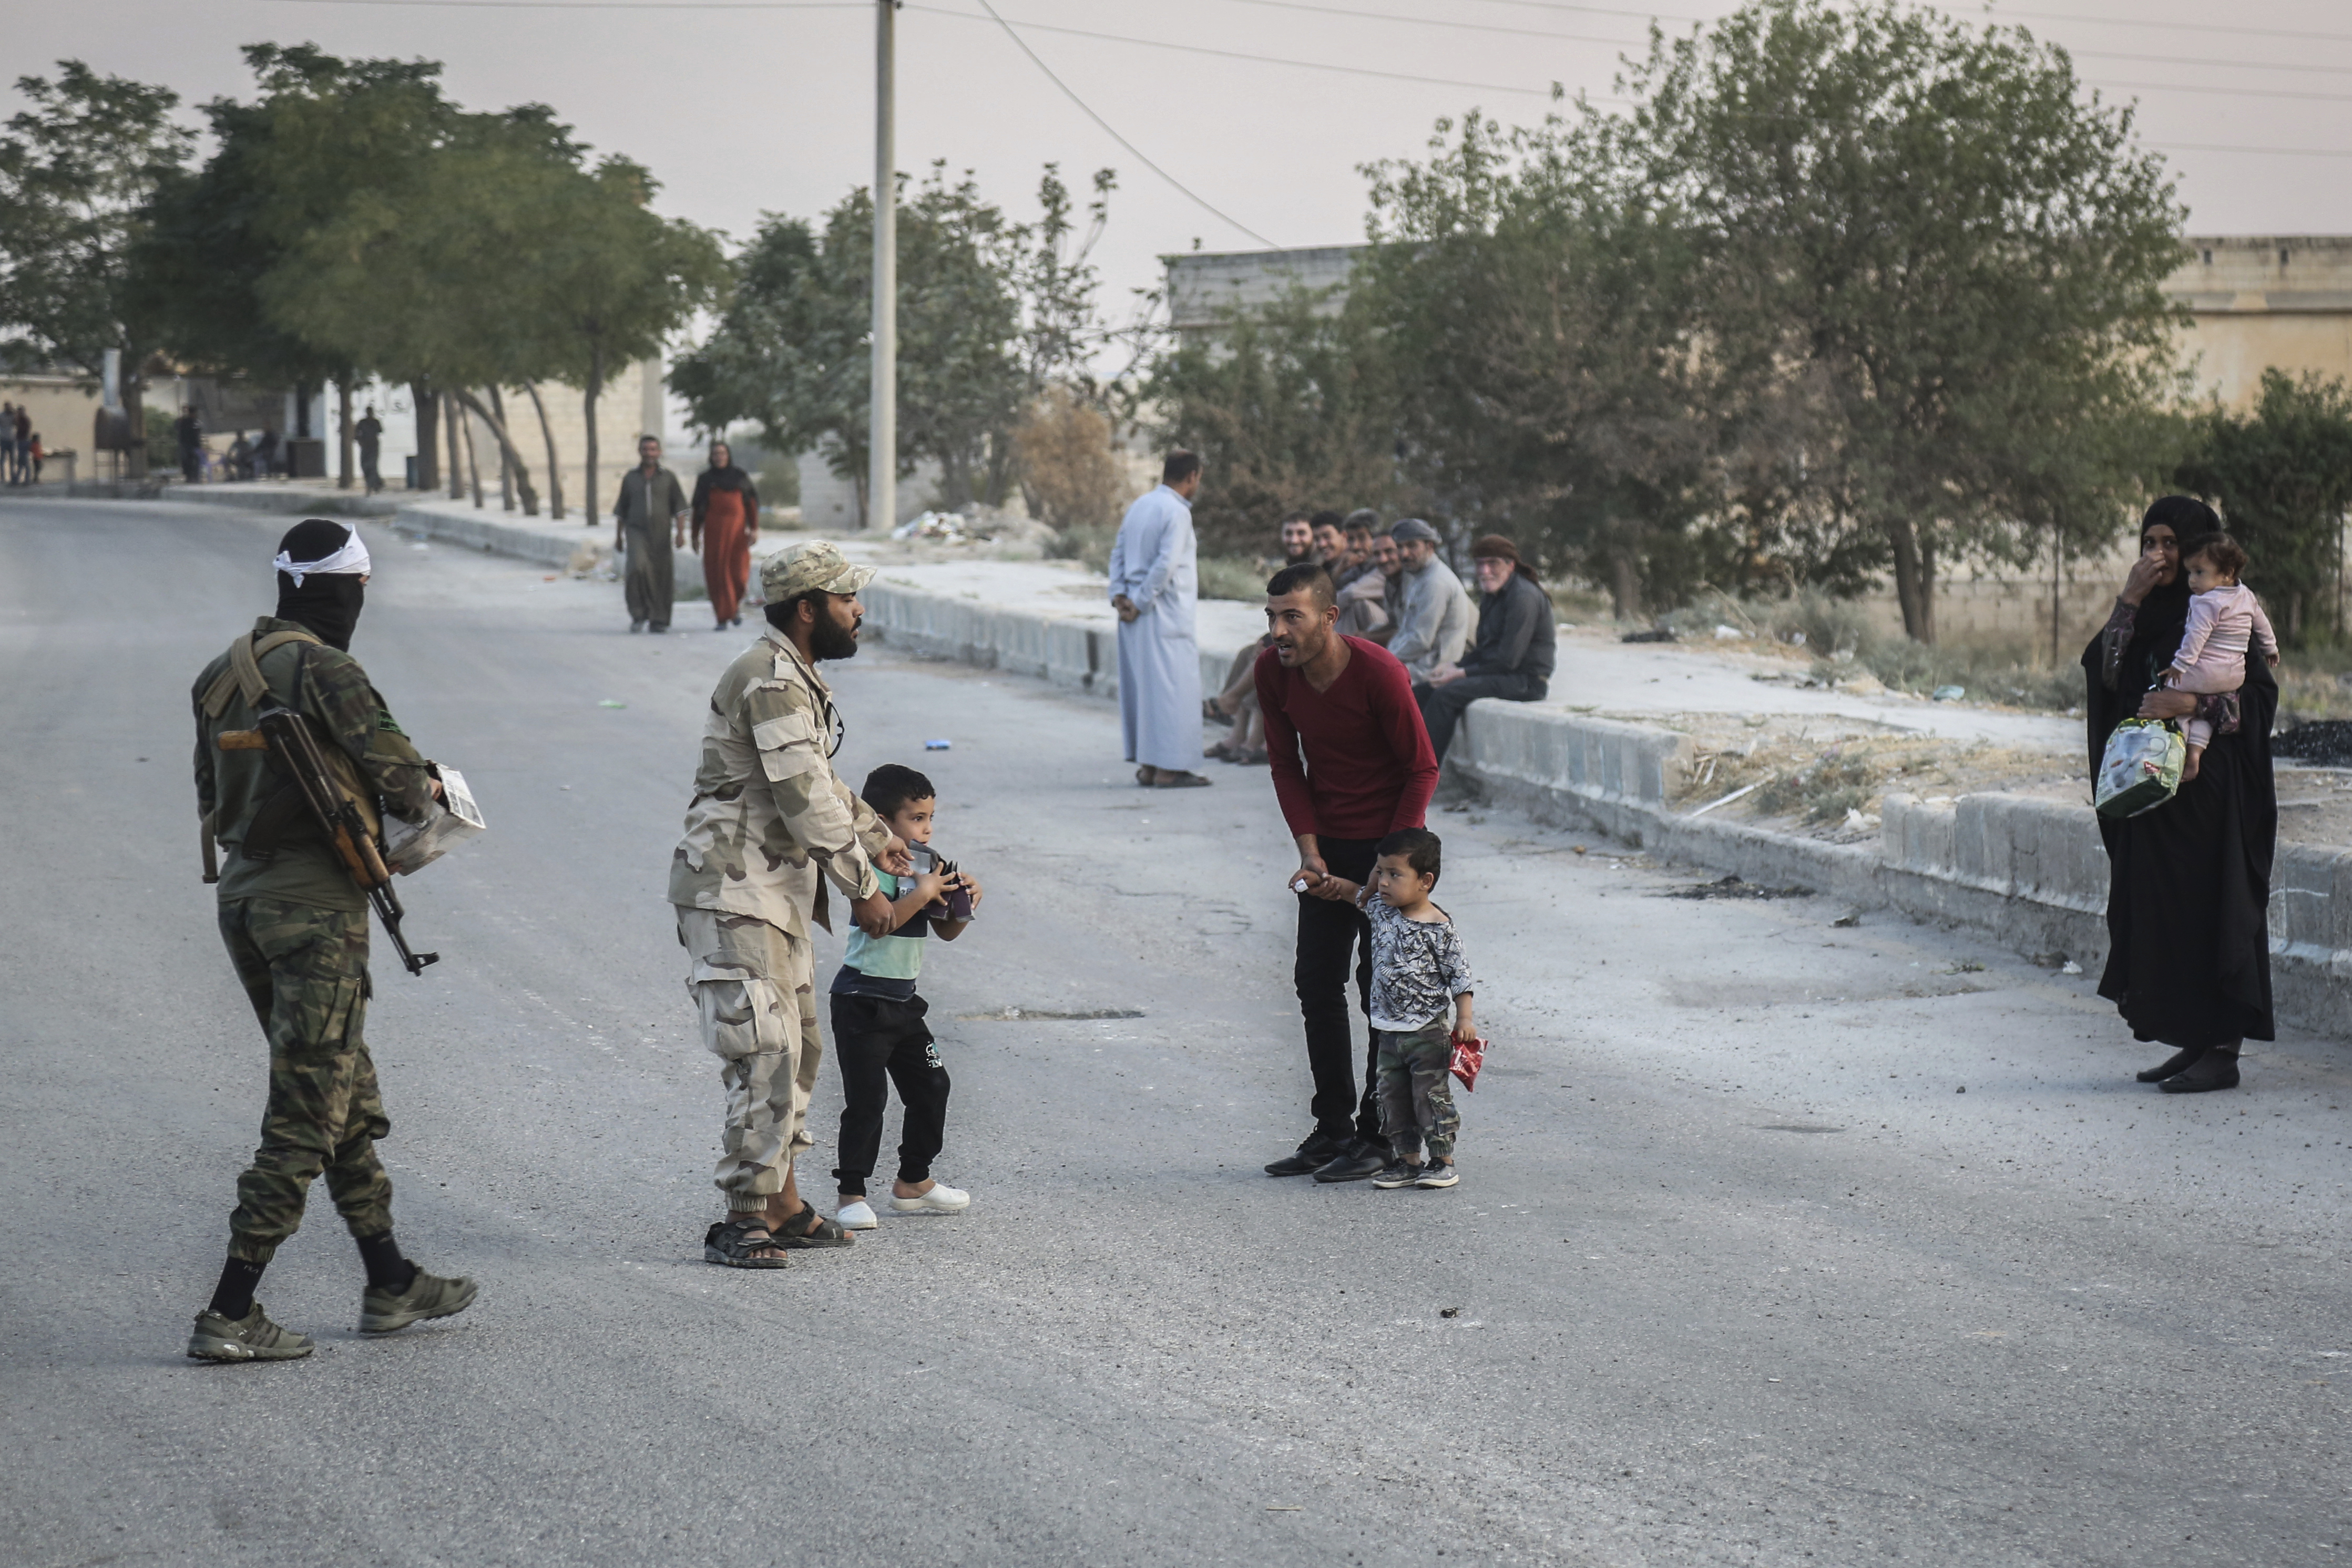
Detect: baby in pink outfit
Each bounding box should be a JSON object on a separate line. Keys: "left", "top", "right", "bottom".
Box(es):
{"left": 2162, "top": 531, "right": 2277, "bottom": 781}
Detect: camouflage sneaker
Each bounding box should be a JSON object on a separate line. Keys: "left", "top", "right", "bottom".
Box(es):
{"left": 187, "top": 1303, "right": 314, "bottom": 1362}
{"left": 360, "top": 1267, "right": 479, "bottom": 1334}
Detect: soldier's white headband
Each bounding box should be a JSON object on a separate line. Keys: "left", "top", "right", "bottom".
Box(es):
{"left": 273, "top": 530, "right": 372, "bottom": 585}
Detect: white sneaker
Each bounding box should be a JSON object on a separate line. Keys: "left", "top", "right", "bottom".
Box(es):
{"left": 835, "top": 1200, "right": 878, "bottom": 1230}
{"left": 888, "top": 1182, "right": 970, "bottom": 1214}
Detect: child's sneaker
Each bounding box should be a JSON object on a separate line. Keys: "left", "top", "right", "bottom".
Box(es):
{"left": 1372, "top": 1161, "right": 1424, "bottom": 1188}
{"left": 835, "top": 1200, "right": 878, "bottom": 1230}
{"left": 889, "top": 1182, "right": 970, "bottom": 1214}
{"left": 1415, "top": 1161, "right": 1459, "bottom": 1189}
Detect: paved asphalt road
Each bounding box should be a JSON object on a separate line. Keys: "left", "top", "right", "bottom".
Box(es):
{"left": 3, "top": 498, "right": 2347, "bottom": 1568}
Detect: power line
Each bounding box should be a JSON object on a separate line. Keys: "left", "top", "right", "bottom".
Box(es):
{"left": 918, "top": 7, "right": 2352, "bottom": 107}
{"left": 256, "top": 0, "right": 2352, "bottom": 158}
{"left": 1978, "top": 5, "right": 2352, "bottom": 47}
{"left": 964, "top": 0, "right": 1280, "bottom": 247}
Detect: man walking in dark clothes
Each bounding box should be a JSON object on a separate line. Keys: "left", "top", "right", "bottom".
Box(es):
{"left": 1254, "top": 562, "right": 1440, "bottom": 1184}
{"left": 1419, "top": 534, "right": 1556, "bottom": 764}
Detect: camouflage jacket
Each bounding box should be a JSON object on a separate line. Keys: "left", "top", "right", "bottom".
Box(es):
{"left": 668, "top": 627, "right": 889, "bottom": 938}
{"left": 193, "top": 617, "right": 437, "bottom": 911}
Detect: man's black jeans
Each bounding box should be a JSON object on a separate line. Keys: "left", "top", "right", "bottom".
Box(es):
{"left": 1296, "top": 835, "right": 1384, "bottom": 1147}
{"left": 1419, "top": 672, "right": 1547, "bottom": 764}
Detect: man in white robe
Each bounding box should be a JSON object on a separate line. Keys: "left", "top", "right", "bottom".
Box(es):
{"left": 1108, "top": 451, "right": 1212, "bottom": 788}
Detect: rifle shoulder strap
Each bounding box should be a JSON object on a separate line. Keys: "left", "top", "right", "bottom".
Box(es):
{"left": 202, "top": 628, "right": 323, "bottom": 720}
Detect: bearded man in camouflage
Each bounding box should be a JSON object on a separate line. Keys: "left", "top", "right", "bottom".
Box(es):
{"left": 187, "top": 519, "right": 478, "bottom": 1362}
{"left": 672, "top": 542, "right": 906, "bottom": 1267}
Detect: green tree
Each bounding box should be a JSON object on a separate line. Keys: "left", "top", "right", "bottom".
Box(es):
{"left": 129, "top": 46, "right": 452, "bottom": 484}
{"left": 1627, "top": 0, "right": 2185, "bottom": 640}
{"left": 1146, "top": 284, "right": 1404, "bottom": 556}
{"left": 2174, "top": 370, "right": 2352, "bottom": 643}
{"left": 676, "top": 163, "right": 1105, "bottom": 525}
{"left": 1359, "top": 109, "right": 1715, "bottom": 617}
{"left": 0, "top": 61, "right": 192, "bottom": 475}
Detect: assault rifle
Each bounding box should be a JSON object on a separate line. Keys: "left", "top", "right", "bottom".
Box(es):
{"left": 220, "top": 708, "right": 439, "bottom": 975}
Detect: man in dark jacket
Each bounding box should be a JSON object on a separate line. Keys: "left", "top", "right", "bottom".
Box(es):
{"left": 1417, "top": 534, "right": 1555, "bottom": 764}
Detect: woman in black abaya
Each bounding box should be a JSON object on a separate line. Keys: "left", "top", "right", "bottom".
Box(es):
{"left": 2081, "top": 496, "right": 2278, "bottom": 1093}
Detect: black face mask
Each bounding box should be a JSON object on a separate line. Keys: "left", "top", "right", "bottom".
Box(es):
{"left": 277, "top": 572, "right": 365, "bottom": 651}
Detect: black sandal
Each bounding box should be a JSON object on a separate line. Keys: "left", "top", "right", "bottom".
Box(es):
{"left": 704, "top": 1217, "right": 790, "bottom": 1268}
{"left": 772, "top": 1203, "right": 856, "bottom": 1248}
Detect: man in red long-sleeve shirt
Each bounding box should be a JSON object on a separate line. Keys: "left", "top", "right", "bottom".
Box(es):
{"left": 1253, "top": 562, "right": 1439, "bottom": 1183}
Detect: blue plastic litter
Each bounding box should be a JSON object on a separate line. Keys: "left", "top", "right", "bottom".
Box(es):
{"left": 924, "top": 739, "right": 952, "bottom": 751}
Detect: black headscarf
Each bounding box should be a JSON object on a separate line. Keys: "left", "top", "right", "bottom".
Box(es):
{"left": 701, "top": 454, "right": 749, "bottom": 491}
{"left": 274, "top": 518, "right": 366, "bottom": 651}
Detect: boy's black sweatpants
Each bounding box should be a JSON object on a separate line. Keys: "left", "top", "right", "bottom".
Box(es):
{"left": 830, "top": 991, "right": 949, "bottom": 1197}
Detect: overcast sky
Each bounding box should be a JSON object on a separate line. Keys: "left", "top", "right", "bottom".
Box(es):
{"left": 23, "top": 0, "right": 2352, "bottom": 324}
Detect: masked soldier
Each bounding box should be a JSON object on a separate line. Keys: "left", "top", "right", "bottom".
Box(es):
{"left": 672, "top": 542, "right": 905, "bottom": 1266}
{"left": 186, "top": 519, "right": 478, "bottom": 1361}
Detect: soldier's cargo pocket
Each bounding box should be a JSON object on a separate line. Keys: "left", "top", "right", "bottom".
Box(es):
{"left": 690, "top": 959, "right": 785, "bottom": 1063}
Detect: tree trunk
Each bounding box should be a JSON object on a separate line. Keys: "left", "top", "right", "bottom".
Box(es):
{"left": 524, "top": 382, "right": 565, "bottom": 520}
{"left": 461, "top": 399, "right": 485, "bottom": 508}
{"left": 1919, "top": 536, "right": 1938, "bottom": 646}
{"left": 336, "top": 377, "right": 354, "bottom": 491}
{"left": 487, "top": 386, "right": 514, "bottom": 511}
{"left": 451, "top": 387, "right": 540, "bottom": 517}
{"left": 445, "top": 397, "right": 465, "bottom": 501}
{"left": 412, "top": 381, "right": 439, "bottom": 492}
{"left": 1609, "top": 552, "right": 1641, "bottom": 623}
{"left": 584, "top": 345, "right": 604, "bottom": 532}
{"left": 1884, "top": 515, "right": 1933, "bottom": 643}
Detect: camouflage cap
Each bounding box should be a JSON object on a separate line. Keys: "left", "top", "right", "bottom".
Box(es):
{"left": 760, "top": 540, "right": 877, "bottom": 601}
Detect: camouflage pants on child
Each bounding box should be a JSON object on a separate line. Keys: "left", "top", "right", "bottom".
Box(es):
{"left": 218, "top": 898, "right": 394, "bottom": 1263}
{"left": 1374, "top": 1022, "right": 1460, "bottom": 1165}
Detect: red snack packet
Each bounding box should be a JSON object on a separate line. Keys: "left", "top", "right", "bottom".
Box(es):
{"left": 1449, "top": 1035, "right": 1487, "bottom": 1092}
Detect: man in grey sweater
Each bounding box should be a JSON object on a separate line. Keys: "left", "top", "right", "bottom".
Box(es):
{"left": 1418, "top": 534, "right": 1555, "bottom": 763}
{"left": 1385, "top": 518, "right": 1474, "bottom": 687}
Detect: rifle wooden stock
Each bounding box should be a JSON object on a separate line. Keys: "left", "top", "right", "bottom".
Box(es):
{"left": 217, "top": 730, "right": 267, "bottom": 751}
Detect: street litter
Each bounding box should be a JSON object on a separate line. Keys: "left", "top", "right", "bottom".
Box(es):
{"left": 1832, "top": 913, "right": 1861, "bottom": 928}
{"left": 924, "top": 739, "right": 952, "bottom": 751}
{"left": 1930, "top": 684, "right": 1967, "bottom": 701}
{"left": 598, "top": 699, "right": 626, "bottom": 709}
{"left": 893, "top": 510, "right": 994, "bottom": 544}
{"left": 1714, "top": 624, "right": 1742, "bottom": 639}
{"left": 2061, "top": 960, "right": 2083, "bottom": 975}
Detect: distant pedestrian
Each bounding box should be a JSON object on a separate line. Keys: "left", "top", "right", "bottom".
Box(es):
{"left": 613, "top": 435, "right": 688, "bottom": 634}
{"left": 1386, "top": 518, "right": 1474, "bottom": 688}
{"left": 228, "top": 431, "right": 253, "bottom": 481}
{"left": 1256, "top": 561, "right": 1439, "bottom": 1185}
{"left": 27, "top": 432, "right": 42, "bottom": 484}
{"left": 12, "top": 404, "right": 28, "bottom": 484}
{"left": 1335, "top": 527, "right": 1396, "bottom": 642}
{"left": 2083, "top": 497, "right": 2277, "bottom": 1094}
{"left": 1418, "top": 535, "right": 1556, "bottom": 763}
{"left": 0, "top": 405, "right": 13, "bottom": 482}
{"left": 1109, "top": 450, "right": 1211, "bottom": 788}
{"left": 829, "top": 763, "right": 985, "bottom": 1232}
{"left": 355, "top": 406, "right": 384, "bottom": 495}
{"left": 690, "top": 441, "right": 760, "bottom": 632}
{"left": 255, "top": 428, "right": 281, "bottom": 480}
{"left": 1301, "top": 827, "right": 1475, "bottom": 1190}
{"left": 176, "top": 407, "right": 203, "bottom": 484}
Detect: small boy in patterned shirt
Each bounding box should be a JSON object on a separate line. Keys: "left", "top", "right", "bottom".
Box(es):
{"left": 1306, "top": 827, "right": 1476, "bottom": 1189}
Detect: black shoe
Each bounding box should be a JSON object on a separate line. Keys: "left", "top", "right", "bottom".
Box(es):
{"left": 2136, "top": 1046, "right": 2206, "bottom": 1083}
{"left": 1265, "top": 1131, "right": 1346, "bottom": 1177}
{"left": 1372, "top": 1161, "right": 1424, "bottom": 1189}
{"left": 1312, "top": 1140, "right": 1390, "bottom": 1184}
{"left": 2161, "top": 1051, "right": 2241, "bottom": 1093}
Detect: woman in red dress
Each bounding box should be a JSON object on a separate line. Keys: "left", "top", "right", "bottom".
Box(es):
{"left": 690, "top": 442, "right": 761, "bottom": 630}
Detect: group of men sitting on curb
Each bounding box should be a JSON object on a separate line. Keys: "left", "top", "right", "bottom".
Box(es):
{"left": 1209, "top": 509, "right": 1557, "bottom": 765}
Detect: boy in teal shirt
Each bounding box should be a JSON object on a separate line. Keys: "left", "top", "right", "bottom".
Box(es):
{"left": 831, "top": 765, "right": 983, "bottom": 1228}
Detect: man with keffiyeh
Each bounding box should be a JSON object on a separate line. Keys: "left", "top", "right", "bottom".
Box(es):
{"left": 183, "top": 519, "right": 478, "bottom": 1362}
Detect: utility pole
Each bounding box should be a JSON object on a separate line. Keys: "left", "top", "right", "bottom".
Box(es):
{"left": 868, "top": 0, "right": 897, "bottom": 531}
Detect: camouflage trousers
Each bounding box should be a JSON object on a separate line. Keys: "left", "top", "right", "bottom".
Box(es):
{"left": 677, "top": 907, "right": 821, "bottom": 1211}
{"left": 1374, "top": 1022, "right": 1460, "bottom": 1165}
{"left": 218, "top": 898, "right": 393, "bottom": 1263}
